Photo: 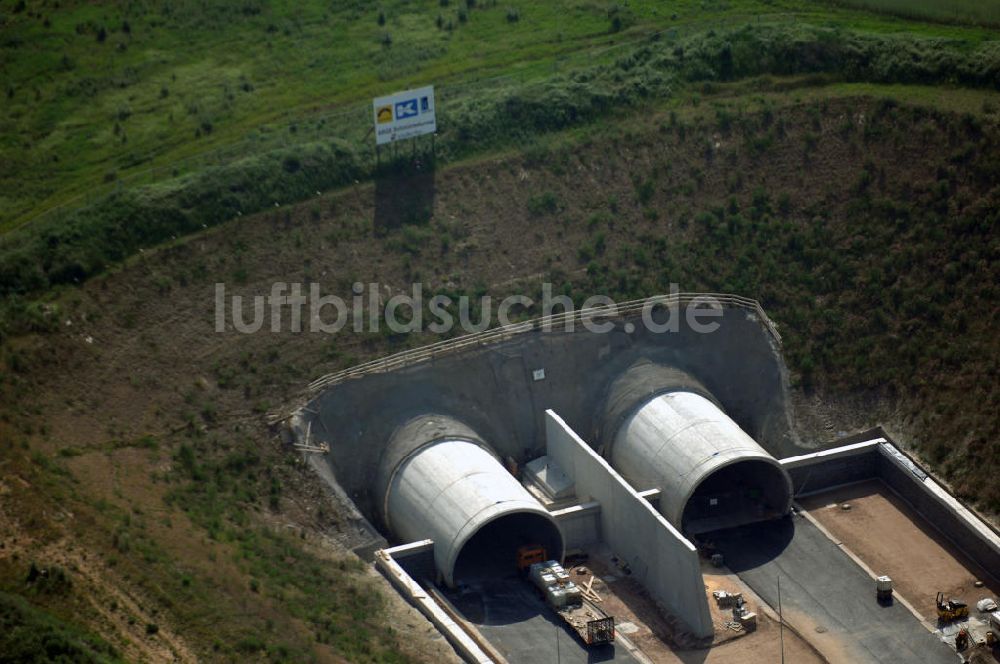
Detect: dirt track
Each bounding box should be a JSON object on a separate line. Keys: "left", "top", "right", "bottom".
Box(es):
{"left": 800, "top": 479, "right": 1000, "bottom": 621}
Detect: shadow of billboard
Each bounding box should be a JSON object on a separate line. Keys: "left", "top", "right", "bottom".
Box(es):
{"left": 373, "top": 151, "right": 436, "bottom": 234}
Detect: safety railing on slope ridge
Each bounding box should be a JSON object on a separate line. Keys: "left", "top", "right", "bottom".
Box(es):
{"left": 305, "top": 292, "right": 780, "bottom": 395}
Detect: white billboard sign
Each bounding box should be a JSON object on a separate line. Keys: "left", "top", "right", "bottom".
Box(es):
{"left": 373, "top": 85, "right": 436, "bottom": 146}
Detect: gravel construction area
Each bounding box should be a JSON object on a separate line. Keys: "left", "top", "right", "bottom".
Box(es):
{"left": 442, "top": 547, "right": 826, "bottom": 664}
{"left": 581, "top": 551, "right": 826, "bottom": 664}
{"left": 799, "top": 479, "right": 1000, "bottom": 622}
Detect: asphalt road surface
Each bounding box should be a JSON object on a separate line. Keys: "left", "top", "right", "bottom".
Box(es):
{"left": 711, "top": 515, "right": 959, "bottom": 664}
{"left": 446, "top": 575, "right": 638, "bottom": 664}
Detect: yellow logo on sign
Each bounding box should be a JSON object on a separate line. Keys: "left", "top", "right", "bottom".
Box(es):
{"left": 376, "top": 105, "right": 393, "bottom": 123}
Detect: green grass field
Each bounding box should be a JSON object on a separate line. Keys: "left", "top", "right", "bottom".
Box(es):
{"left": 1, "top": 0, "right": 998, "bottom": 238}
{"left": 1, "top": 0, "right": 685, "bottom": 231}
{"left": 2, "top": 0, "right": 1000, "bottom": 307}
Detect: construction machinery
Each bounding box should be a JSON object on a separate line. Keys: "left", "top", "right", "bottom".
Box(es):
{"left": 955, "top": 627, "right": 970, "bottom": 651}
{"left": 519, "top": 549, "right": 615, "bottom": 646}
{"left": 987, "top": 611, "right": 1000, "bottom": 647}
{"left": 876, "top": 576, "right": 893, "bottom": 604}
{"left": 936, "top": 592, "right": 969, "bottom": 622}
{"left": 516, "top": 544, "right": 547, "bottom": 572}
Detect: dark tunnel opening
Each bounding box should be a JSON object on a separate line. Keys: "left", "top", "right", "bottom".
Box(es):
{"left": 681, "top": 459, "right": 792, "bottom": 535}
{"left": 452, "top": 512, "right": 564, "bottom": 586}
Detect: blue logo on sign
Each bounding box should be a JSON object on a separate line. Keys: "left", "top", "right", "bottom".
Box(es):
{"left": 395, "top": 98, "right": 418, "bottom": 119}
{"left": 420, "top": 96, "right": 429, "bottom": 112}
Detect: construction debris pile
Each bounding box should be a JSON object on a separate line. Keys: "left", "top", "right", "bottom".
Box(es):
{"left": 526, "top": 560, "right": 616, "bottom": 646}
{"left": 715, "top": 589, "right": 757, "bottom": 632}
{"left": 529, "top": 561, "right": 582, "bottom": 609}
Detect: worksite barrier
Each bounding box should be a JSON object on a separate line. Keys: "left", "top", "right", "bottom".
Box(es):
{"left": 306, "top": 293, "right": 780, "bottom": 394}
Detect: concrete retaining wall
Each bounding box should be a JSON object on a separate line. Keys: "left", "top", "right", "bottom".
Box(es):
{"left": 876, "top": 444, "right": 1000, "bottom": 584}
{"left": 386, "top": 539, "right": 438, "bottom": 584}
{"left": 780, "top": 437, "right": 1000, "bottom": 585}
{"left": 544, "top": 410, "right": 713, "bottom": 639}
{"left": 781, "top": 440, "right": 882, "bottom": 496}
{"left": 297, "top": 306, "right": 798, "bottom": 523}
{"left": 307, "top": 454, "right": 387, "bottom": 559}
{"left": 375, "top": 544, "right": 495, "bottom": 664}
{"left": 550, "top": 501, "right": 601, "bottom": 551}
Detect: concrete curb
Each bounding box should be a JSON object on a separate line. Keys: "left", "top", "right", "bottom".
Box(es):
{"left": 375, "top": 549, "right": 497, "bottom": 664}
{"left": 615, "top": 632, "right": 655, "bottom": 664}
{"left": 425, "top": 585, "right": 509, "bottom": 664}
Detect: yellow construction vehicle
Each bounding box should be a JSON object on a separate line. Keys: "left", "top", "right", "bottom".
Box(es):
{"left": 936, "top": 592, "right": 969, "bottom": 622}
{"left": 516, "top": 545, "right": 547, "bottom": 573}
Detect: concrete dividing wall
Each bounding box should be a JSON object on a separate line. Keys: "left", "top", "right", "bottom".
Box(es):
{"left": 544, "top": 410, "right": 713, "bottom": 639}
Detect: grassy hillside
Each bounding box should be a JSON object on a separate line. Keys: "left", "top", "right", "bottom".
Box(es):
{"left": 8, "top": 0, "right": 982, "bottom": 231}
{"left": 3, "top": 18, "right": 1000, "bottom": 303}
{"left": 2, "top": 0, "right": 999, "bottom": 270}
{"left": 3, "top": 90, "right": 999, "bottom": 660}
{"left": 0, "top": 591, "right": 122, "bottom": 663}
{"left": 1, "top": 0, "right": 999, "bottom": 661}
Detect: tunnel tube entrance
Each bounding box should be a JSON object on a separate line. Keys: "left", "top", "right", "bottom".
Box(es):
{"left": 606, "top": 386, "right": 794, "bottom": 533}
{"left": 452, "top": 512, "right": 564, "bottom": 584}
{"left": 681, "top": 459, "right": 792, "bottom": 535}
{"left": 379, "top": 417, "right": 566, "bottom": 587}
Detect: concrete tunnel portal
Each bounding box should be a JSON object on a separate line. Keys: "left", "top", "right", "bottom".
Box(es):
{"left": 609, "top": 389, "right": 793, "bottom": 535}
{"left": 377, "top": 415, "right": 563, "bottom": 587}
{"left": 365, "top": 367, "right": 790, "bottom": 585}
{"left": 680, "top": 458, "right": 792, "bottom": 533}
